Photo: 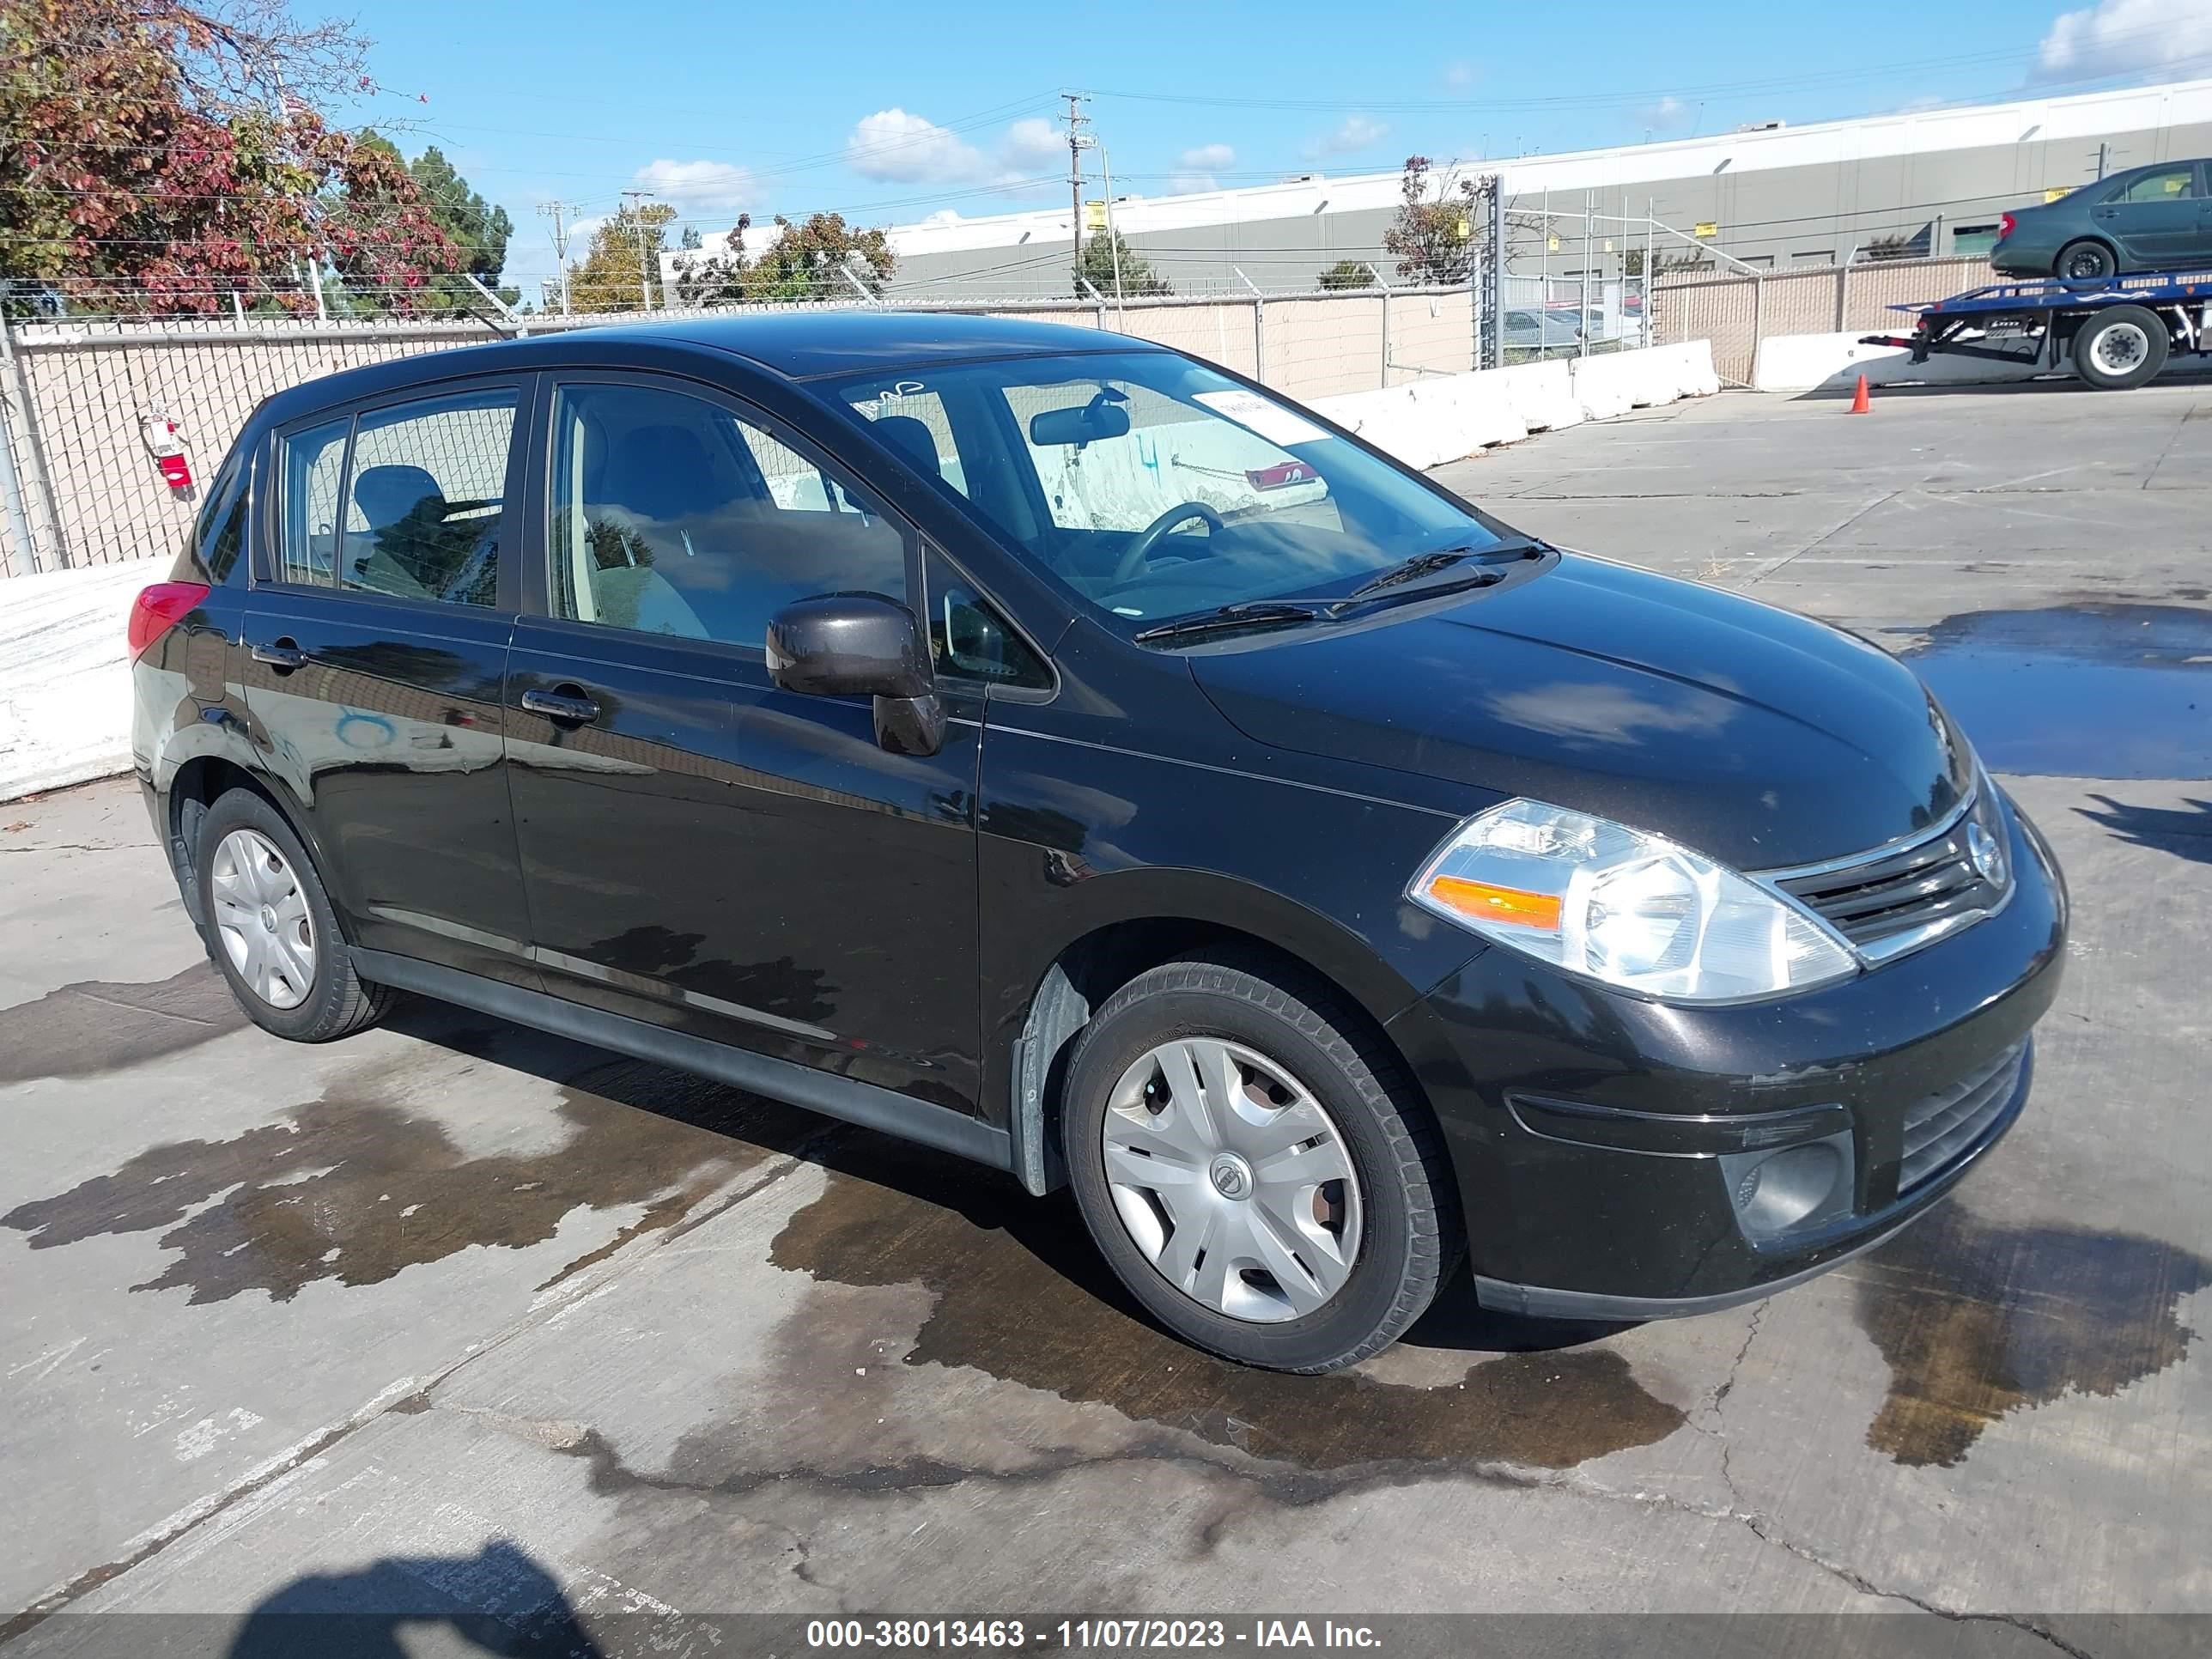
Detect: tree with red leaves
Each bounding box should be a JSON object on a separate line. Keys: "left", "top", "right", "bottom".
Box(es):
{"left": 0, "top": 0, "right": 465, "bottom": 315}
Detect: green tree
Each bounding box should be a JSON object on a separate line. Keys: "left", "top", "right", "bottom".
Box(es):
{"left": 565, "top": 200, "right": 678, "bottom": 313}
{"left": 1073, "top": 229, "right": 1169, "bottom": 299}
{"left": 1382, "top": 155, "right": 1478, "bottom": 285}
{"left": 745, "top": 212, "right": 895, "bottom": 301}
{"left": 408, "top": 144, "right": 514, "bottom": 306}
{"left": 1317, "top": 258, "right": 1376, "bottom": 290}
{"left": 670, "top": 211, "right": 895, "bottom": 306}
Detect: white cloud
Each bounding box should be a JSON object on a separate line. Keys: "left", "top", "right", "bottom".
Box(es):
{"left": 2034, "top": 0, "right": 2212, "bottom": 82}
{"left": 844, "top": 109, "right": 1073, "bottom": 185}
{"left": 1167, "top": 143, "right": 1236, "bottom": 193}
{"left": 630, "top": 159, "right": 757, "bottom": 216}
{"left": 1443, "top": 61, "right": 1475, "bottom": 89}
{"left": 1305, "top": 115, "right": 1389, "bottom": 159}
{"left": 1634, "top": 95, "right": 1696, "bottom": 134}
{"left": 847, "top": 108, "right": 989, "bottom": 183}
{"left": 1001, "top": 117, "right": 1064, "bottom": 170}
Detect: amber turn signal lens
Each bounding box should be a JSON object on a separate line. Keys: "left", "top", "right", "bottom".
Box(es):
{"left": 1425, "top": 876, "right": 1563, "bottom": 931}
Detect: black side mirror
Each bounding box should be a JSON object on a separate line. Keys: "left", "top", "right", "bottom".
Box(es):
{"left": 765, "top": 593, "right": 945, "bottom": 757}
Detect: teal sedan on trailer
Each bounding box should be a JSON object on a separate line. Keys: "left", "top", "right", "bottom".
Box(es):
{"left": 1991, "top": 160, "right": 2212, "bottom": 281}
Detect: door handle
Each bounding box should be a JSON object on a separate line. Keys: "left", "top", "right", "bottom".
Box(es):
{"left": 520, "top": 686, "right": 602, "bottom": 726}
{"left": 251, "top": 638, "right": 308, "bottom": 671}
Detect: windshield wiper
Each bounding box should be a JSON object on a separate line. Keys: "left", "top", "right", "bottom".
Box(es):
{"left": 1132, "top": 601, "right": 1326, "bottom": 645}
{"left": 1333, "top": 549, "right": 1474, "bottom": 604}
{"left": 1322, "top": 539, "right": 1546, "bottom": 615}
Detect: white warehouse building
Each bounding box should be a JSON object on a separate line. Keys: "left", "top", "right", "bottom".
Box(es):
{"left": 871, "top": 77, "right": 2212, "bottom": 300}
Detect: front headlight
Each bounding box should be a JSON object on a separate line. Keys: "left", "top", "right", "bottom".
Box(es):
{"left": 1408, "top": 799, "right": 1857, "bottom": 1003}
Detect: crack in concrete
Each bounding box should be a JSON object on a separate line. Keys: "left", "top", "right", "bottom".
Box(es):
{"left": 1708, "top": 1299, "right": 1766, "bottom": 1510}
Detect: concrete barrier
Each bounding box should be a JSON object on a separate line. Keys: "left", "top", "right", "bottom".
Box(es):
{"left": 1752, "top": 330, "right": 2051, "bottom": 392}
{"left": 1315, "top": 340, "right": 1717, "bottom": 468}
{"left": 2, "top": 561, "right": 150, "bottom": 802}
{"left": 1751, "top": 329, "right": 2200, "bottom": 392}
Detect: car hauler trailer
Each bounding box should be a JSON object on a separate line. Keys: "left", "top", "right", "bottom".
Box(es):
{"left": 1863, "top": 268, "right": 2212, "bottom": 390}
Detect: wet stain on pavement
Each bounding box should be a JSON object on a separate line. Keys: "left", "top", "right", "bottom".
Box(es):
{"left": 769, "top": 1139, "right": 1686, "bottom": 1473}
{"left": 1894, "top": 604, "right": 2212, "bottom": 780}
{"left": 1852, "top": 1204, "right": 2212, "bottom": 1468}
{"left": 0, "top": 962, "right": 246, "bottom": 1086}
{"left": 1, "top": 1051, "right": 785, "bottom": 1301}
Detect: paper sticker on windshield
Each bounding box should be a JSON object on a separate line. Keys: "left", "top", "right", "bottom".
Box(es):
{"left": 1193, "top": 389, "right": 1328, "bottom": 447}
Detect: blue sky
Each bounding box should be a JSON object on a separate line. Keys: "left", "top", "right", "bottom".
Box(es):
{"left": 341, "top": 0, "right": 2212, "bottom": 300}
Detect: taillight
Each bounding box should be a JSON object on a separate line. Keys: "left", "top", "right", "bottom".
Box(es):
{"left": 128, "top": 582, "right": 210, "bottom": 663}
{"left": 1999, "top": 212, "right": 2016, "bottom": 241}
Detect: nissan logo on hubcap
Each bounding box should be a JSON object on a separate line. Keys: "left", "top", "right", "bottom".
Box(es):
{"left": 1209, "top": 1153, "right": 1252, "bottom": 1199}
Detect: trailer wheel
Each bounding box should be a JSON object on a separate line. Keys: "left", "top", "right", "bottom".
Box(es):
{"left": 2058, "top": 240, "right": 2118, "bottom": 283}
{"left": 2074, "top": 307, "right": 2170, "bottom": 391}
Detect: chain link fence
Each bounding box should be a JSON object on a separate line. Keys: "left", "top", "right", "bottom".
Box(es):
{"left": 0, "top": 285, "right": 1495, "bottom": 580}
{"left": 1653, "top": 255, "right": 1996, "bottom": 386}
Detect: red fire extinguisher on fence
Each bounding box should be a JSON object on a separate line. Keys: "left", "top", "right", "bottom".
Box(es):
{"left": 140, "top": 404, "right": 194, "bottom": 491}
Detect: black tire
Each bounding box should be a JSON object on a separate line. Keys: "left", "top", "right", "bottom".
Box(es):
{"left": 1060, "top": 952, "right": 1461, "bottom": 1373}
{"left": 195, "top": 789, "right": 392, "bottom": 1042}
{"left": 2073, "top": 305, "right": 2170, "bottom": 392}
{"left": 2057, "top": 239, "right": 2118, "bottom": 283}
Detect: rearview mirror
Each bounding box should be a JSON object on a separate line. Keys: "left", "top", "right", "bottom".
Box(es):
{"left": 1030, "top": 393, "right": 1132, "bottom": 448}
{"left": 765, "top": 593, "right": 945, "bottom": 757}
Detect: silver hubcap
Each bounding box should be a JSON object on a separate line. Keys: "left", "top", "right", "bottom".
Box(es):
{"left": 1103, "top": 1037, "right": 1363, "bottom": 1323}
{"left": 2091, "top": 323, "right": 2148, "bottom": 375}
{"left": 210, "top": 829, "right": 316, "bottom": 1010}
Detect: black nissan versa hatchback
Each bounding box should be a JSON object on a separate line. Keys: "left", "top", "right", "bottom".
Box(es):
{"left": 129, "top": 313, "right": 2066, "bottom": 1372}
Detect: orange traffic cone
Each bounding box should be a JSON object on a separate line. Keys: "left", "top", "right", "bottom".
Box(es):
{"left": 1849, "top": 374, "right": 1872, "bottom": 414}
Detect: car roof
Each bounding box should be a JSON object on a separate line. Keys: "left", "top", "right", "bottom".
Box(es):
{"left": 253, "top": 310, "right": 1160, "bottom": 428}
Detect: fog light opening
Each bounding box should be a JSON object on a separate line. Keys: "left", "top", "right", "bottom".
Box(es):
{"left": 1719, "top": 1132, "right": 1855, "bottom": 1246}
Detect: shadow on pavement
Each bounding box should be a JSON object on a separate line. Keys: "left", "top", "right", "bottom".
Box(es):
{"left": 226, "top": 1540, "right": 603, "bottom": 1657}
{"left": 2076, "top": 793, "right": 2212, "bottom": 866}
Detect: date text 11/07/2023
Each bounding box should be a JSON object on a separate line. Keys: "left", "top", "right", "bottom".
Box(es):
{"left": 805, "top": 1618, "right": 1385, "bottom": 1649}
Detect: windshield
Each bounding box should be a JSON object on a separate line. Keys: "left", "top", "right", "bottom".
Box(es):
{"left": 824, "top": 350, "right": 1508, "bottom": 628}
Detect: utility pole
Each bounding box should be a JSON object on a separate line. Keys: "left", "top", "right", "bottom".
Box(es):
{"left": 1063, "top": 91, "right": 1092, "bottom": 290}
{"left": 538, "top": 201, "right": 575, "bottom": 316}
{"left": 621, "top": 189, "right": 657, "bottom": 311}
{"left": 2096, "top": 142, "right": 2111, "bottom": 180}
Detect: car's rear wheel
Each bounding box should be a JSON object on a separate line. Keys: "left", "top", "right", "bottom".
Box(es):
{"left": 1060, "top": 953, "right": 1459, "bottom": 1373}
{"left": 2057, "top": 239, "right": 2118, "bottom": 282}
{"left": 2074, "top": 306, "right": 2170, "bottom": 391}
{"left": 196, "top": 790, "right": 392, "bottom": 1042}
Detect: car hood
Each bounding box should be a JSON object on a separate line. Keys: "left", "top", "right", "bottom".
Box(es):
{"left": 1188, "top": 553, "right": 1973, "bottom": 871}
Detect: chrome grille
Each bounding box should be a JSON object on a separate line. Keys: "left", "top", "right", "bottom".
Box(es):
{"left": 1899, "top": 1042, "right": 2027, "bottom": 1193}
{"left": 1768, "top": 788, "right": 2011, "bottom": 961}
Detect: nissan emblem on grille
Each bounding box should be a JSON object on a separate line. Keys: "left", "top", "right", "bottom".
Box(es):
{"left": 1967, "top": 818, "right": 2006, "bottom": 886}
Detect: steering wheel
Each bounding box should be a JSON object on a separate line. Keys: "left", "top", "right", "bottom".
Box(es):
{"left": 1111, "top": 501, "right": 1225, "bottom": 587}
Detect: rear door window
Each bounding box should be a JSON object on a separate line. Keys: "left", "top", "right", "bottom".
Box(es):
{"left": 338, "top": 389, "right": 519, "bottom": 607}
{"left": 2112, "top": 167, "right": 2197, "bottom": 204}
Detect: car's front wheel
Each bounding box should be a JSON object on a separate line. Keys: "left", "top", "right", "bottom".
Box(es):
{"left": 196, "top": 789, "right": 392, "bottom": 1042}
{"left": 1060, "top": 953, "right": 1460, "bottom": 1372}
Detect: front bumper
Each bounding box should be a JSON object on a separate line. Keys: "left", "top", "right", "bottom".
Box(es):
{"left": 1386, "top": 788, "right": 2068, "bottom": 1317}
